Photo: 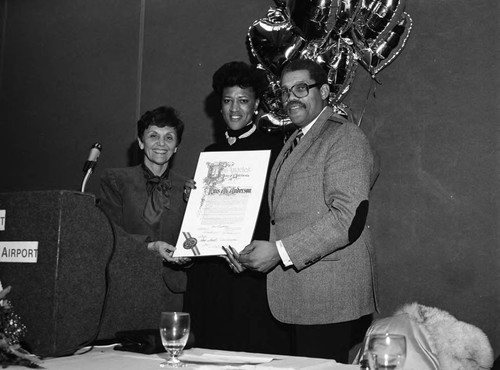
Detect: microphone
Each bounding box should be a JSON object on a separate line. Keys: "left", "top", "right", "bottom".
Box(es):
{"left": 82, "top": 142, "right": 102, "bottom": 172}
{"left": 81, "top": 142, "right": 102, "bottom": 192}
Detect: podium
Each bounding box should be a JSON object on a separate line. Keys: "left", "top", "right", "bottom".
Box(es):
{"left": 0, "top": 190, "right": 183, "bottom": 356}
{"left": 0, "top": 191, "right": 114, "bottom": 356}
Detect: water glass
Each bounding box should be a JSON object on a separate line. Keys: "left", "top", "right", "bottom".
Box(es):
{"left": 367, "top": 333, "right": 406, "bottom": 370}
{"left": 159, "top": 312, "right": 190, "bottom": 367}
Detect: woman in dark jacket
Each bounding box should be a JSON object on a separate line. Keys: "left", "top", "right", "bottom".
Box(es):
{"left": 100, "top": 106, "right": 190, "bottom": 331}
{"left": 184, "top": 61, "right": 291, "bottom": 355}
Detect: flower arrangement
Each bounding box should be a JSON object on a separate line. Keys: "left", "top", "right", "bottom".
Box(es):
{"left": 0, "top": 281, "right": 43, "bottom": 368}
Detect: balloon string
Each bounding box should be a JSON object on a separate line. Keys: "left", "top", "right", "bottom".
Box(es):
{"left": 357, "top": 78, "right": 378, "bottom": 127}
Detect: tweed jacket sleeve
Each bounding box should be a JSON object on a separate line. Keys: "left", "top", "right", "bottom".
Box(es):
{"left": 272, "top": 110, "right": 376, "bottom": 271}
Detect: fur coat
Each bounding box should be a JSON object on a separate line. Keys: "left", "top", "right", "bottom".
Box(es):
{"left": 361, "top": 302, "right": 494, "bottom": 370}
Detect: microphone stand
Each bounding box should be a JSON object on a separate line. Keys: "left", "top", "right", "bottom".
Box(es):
{"left": 80, "top": 166, "right": 94, "bottom": 193}
{"left": 80, "top": 143, "right": 102, "bottom": 193}
{"left": 80, "top": 160, "right": 98, "bottom": 193}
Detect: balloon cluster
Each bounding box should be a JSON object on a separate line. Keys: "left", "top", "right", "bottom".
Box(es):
{"left": 248, "top": 0, "right": 413, "bottom": 130}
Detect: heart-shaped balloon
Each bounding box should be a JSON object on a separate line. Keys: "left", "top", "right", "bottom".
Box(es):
{"left": 325, "top": 39, "right": 358, "bottom": 102}
{"left": 356, "top": 11, "right": 412, "bottom": 76}
{"left": 300, "top": 36, "right": 332, "bottom": 62}
{"left": 259, "top": 70, "right": 283, "bottom": 114}
{"left": 287, "top": 0, "right": 334, "bottom": 41}
{"left": 331, "top": 0, "right": 361, "bottom": 37}
{"left": 352, "top": 0, "right": 406, "bottom": 49}
{"left": 257, "top": 69, "right": 293, "bottom": 131}
{"left": 248, "top": 6, "right": 307, "bottom": 77}
{"left": 257, "top": 111, "right": 293, "bottom": 132}
{"left": 299, "top": 36, "right": 357, "bottom": 103}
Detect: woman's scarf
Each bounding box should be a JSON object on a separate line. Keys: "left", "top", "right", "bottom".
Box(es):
{"left": 142, "top": 164, "right": 171, "bottom": 226}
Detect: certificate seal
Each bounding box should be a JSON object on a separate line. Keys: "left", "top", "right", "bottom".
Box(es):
{"left": 182, "top": 232, "right": 200, "bottom": 256}
{"left": 183, "top": 237, "right": 198, "bottom": 250}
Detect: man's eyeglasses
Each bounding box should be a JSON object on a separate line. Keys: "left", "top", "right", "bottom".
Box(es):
{"left": 278, "top": 82, "right": 320, "bottom": 101}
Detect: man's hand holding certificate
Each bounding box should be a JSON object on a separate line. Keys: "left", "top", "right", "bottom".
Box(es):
{"left": 173, "top": 150, "right": 270, "bottom": 257}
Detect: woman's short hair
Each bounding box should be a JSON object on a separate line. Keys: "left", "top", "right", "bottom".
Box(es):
{"left": 281, "top": 59, "right": 328, "bottom": 86}
{"left": 212, "top": 61, "right": 265, "bottom": 97}
{"left": 137, "top": 106, "right": 184, "bottom": 144}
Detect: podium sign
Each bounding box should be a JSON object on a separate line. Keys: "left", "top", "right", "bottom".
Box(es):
{"left": 0, "top": 241, "right": 39, "bottom": 263}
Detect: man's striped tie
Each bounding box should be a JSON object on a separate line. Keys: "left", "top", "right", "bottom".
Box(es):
{"left": 279, "top": 128, "right": 303, "bottom": 170}
{"left": 290, "top": 128, "right": 303, "bottom": 152}
{"left": 272, "top": 128, "right": 303, "bottom": 203}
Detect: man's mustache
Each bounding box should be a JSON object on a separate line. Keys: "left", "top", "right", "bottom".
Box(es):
{"left": 286, "top": 101, "right": 306, "bottom": 111}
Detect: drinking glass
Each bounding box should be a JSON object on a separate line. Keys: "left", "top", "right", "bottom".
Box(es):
{"left": 367, "top": 333, "right": 406, "bottom": 370}
{"left": 159, "top": 312, "right": 190, "bottom": 367}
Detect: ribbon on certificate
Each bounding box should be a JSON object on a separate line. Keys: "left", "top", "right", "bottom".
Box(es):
{"left": 182, "top": 232, "right": 200, "bottom": 256}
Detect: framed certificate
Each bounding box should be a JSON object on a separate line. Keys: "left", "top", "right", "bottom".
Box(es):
{"left": 173, "top": 150, "right": 271, "bottom": 257}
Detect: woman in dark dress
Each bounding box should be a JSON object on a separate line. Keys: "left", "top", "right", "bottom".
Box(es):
{"left": 184, "top": 61, "right": 291, "bottom": 354}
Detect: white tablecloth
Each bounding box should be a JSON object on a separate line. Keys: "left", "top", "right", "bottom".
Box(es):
{"left": 35, "top": 346, "right": 359, "bottom": 370}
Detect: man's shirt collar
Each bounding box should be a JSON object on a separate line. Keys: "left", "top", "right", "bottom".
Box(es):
{"left": 300, "top": 106, "right": 327, "bottom": 136}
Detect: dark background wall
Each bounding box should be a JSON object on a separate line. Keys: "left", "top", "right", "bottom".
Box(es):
{"left": 0, "top": 0, "right": 498, "bottom": 356}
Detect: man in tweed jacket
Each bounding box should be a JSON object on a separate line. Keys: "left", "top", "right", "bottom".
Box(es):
{"left": 238, "top": 59, "right": 379, "bottom": 362}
